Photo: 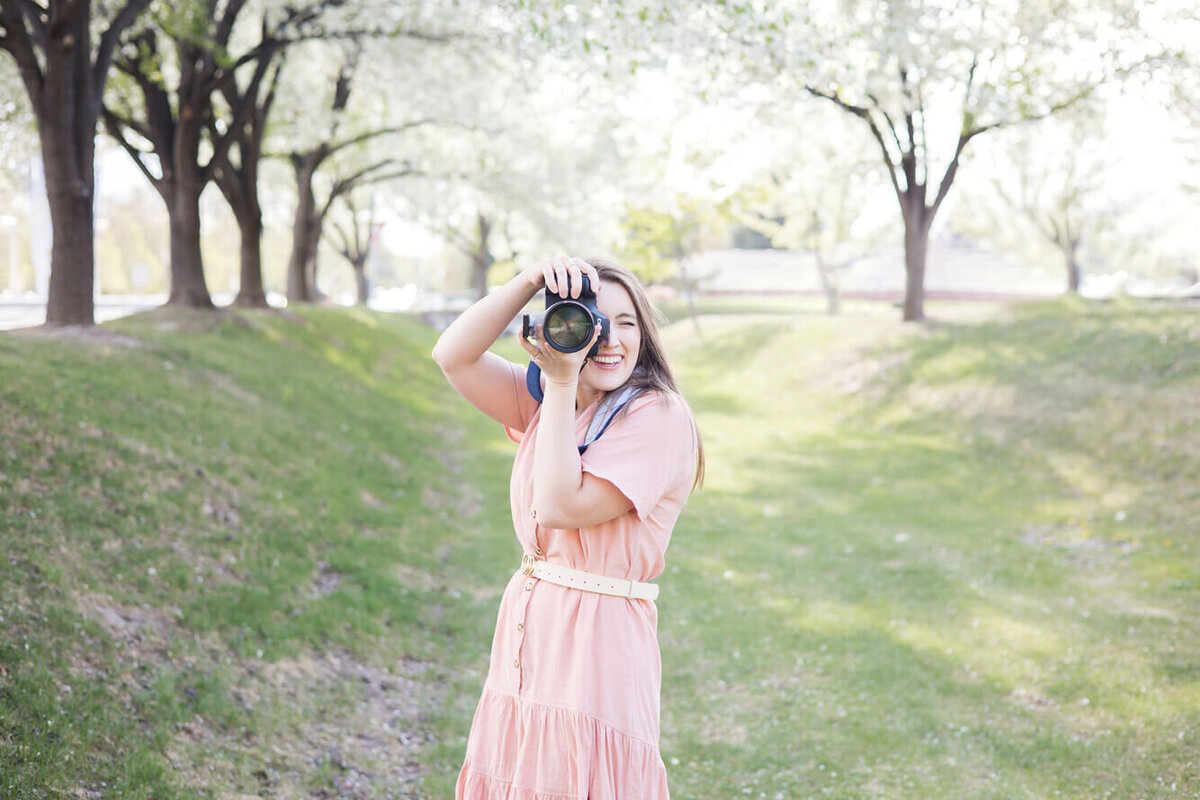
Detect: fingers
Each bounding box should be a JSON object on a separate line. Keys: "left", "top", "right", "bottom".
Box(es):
{"left": 578, "top": 259, "right": 601, "bottom": 294}
{"left": 517, "top": 323, "right": 543, "bottom": 360}
{"left": 546, "top": 258, "right": 568, "bottom": 298}
{"left": 542, "top": 256, "right": 599, "bottom": 299}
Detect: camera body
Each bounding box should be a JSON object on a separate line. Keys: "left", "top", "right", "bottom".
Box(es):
{"left": 521, "top": 275, "right": 610, "bottom": 356}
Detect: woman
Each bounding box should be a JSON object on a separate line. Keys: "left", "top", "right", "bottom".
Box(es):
{"left": 432, "top": 255, "right": 702, "bottom": 799}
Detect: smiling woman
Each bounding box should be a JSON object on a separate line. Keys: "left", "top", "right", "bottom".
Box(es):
{"left": 431, "top": 255, "right": 703, "bottom": 799}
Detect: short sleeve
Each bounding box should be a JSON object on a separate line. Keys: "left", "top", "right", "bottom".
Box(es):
{"left": 580, "top": 392, "right": 697, "bottom": 520}
{"left": 503, "top": 361, "right": 542, "bottom": 443}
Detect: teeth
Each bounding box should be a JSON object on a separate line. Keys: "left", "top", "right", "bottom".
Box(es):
{"left": 594, "top": 355, "right": 621, "bottom": 364}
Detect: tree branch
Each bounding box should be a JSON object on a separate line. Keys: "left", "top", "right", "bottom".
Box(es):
{"left": 806, "top": 84, "right": 905, "bottom": 205}
{"left": 10, "top": 0, "right": 46, "bottom": 49}
{"left": 102, "top": 104, "right": 157, "bottom": 145}
{"left": 330, "top": 217, "right": 353, "bottom": 258}
{"left": 0, "top": 0, "right": 46, "bottom": 103}
{"left": 866, "top": 91, "right": 907, "bottom": 159}
{"left": 440, "top": 223, "right": 475, "bottom": 253}
{"left": 101, "top": 109, "right": 166, "bottom": 197}
{"left": 94, "top": 0, "right": 153, "bottom": 92}
{"left": 202, "top": 39, "right": 279, "bottom": 182}
{"left": 213, "top": 0, "right": 248, "bottom": 49}
{"left": 326, "top": 118, "right": 435, "bottom": 158}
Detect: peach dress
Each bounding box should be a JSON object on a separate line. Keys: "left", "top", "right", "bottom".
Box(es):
{"left": 455, "top": 364, "right": 698, "bottom": 800}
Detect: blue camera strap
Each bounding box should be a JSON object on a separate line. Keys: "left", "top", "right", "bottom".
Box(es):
{"left": 525, "top": 361, "right": 644, "bottom": 454}
{"left": 579, "top": 383, "right": 643, "bottom": 455}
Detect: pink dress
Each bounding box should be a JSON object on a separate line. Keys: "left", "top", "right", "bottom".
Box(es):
{"left": 455, "top": 364, "right": 698, "bottom": 800}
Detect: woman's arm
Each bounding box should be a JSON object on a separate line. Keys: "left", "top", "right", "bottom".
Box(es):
{"left": 529, "top": 375, "right": 635, "bottom": 529}
{"left": 511, "top": 259, "right": 634, "bottom": 528}
{"left": 431, "top": 256, "right": 604, "bottom": 430}
{"left": 431, "top": 271, "right": 542, "bottom": 429}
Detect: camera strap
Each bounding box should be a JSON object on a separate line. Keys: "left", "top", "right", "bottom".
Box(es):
{"left": 525, "top": 361, "right": 644, "bottom": 455}
{"left": 579, "top": 383, "right": 643, "bottom": 455}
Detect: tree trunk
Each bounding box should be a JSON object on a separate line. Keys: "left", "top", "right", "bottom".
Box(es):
{"left": 677, "top": 255, "right": 702, "bottom": 337}
{"left": 305, "top": 224, "right": 323, "bottom": 301}
{"left": 233, "top": 213, "right": 267, "bottom": 306}
{"left": 354, "top": 257, "right": 368, "bottom": 305}
{"left": 35, "top": 9, "right": 97, "bottom": 326}
{"left": 287, "top": 154, "right": 321, "bottom": 303}
{"left": 1065, "top": 238, "right": 1081, "bottom": 294}
{"left": 813, "top": 249, "right": 840, "bottom": 316}
{"left": 166, "top": 179, "right": 215, "bottom": 307}
{"left": 902, "top": 211, "right": 929, "bottom": 322}
{"left": 215, "top": 157, "right": 268, "bottom": 308}
{"left": 472, "top": 213, "right": 493, "bottom": 300}
{"left": 809, "top": 212, "right": 839, "bottom": 316}
{"left": 472, "top": 252, "right": 491, "bottom": 300}
{"left": 42, "top": 134, "right": 96, "bottom": 325}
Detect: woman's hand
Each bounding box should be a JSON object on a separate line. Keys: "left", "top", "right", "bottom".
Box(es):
{"left": 518, "top": 321, "right": 600, "bottom": 387}
{"left": 519, "top": 255, "right": 602, "bottom": 299}
{"left": 517, "top": 255, "right": 603, "bottom": 386}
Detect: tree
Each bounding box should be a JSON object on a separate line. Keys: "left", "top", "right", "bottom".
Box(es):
{"left": 277, "top": 43, "right": 426, "bottom": 303}
{"left": 729, "top": 103, "right": 894, "bottom": 315}
{"left": 727, "top": 0, "right": 1155, "bottom": 320}
{"left": 0, "top": 0, "right": 152, "bottom": 325}
{"left": 328, "top": 189, "right": 379, "bottom": 305}
{"left": 619, "top": 194, "right": 729, "bottom": 333}
{"left": 986, "top": 114, "right": 1114, "bottom": 294}
{"left": 210, "top": 31, "right": 288, "bottom": 307}
{"left": 376, "top": 39, "right": 631, "bottom": 298}
{"left": 102, "top": 1, "right": 329, "bottom": 308}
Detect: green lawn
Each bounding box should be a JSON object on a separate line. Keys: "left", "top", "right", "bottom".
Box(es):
{"left": 1, "top": 298, "right": 1197, "bottom": 798}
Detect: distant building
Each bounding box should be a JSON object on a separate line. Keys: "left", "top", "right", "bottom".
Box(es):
{"left": 690, "top": 235, "right": 1065, "bottom": 300}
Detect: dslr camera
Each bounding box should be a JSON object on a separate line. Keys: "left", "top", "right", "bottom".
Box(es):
{"left": 521, "top": 275, "right": 609, "bottom": 357}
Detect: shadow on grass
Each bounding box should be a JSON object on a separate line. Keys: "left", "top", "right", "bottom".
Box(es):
{"left": 659, "top": 302, "right": 1200, "bottom": 796}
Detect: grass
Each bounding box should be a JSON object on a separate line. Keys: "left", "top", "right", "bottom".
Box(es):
{"left": 1, "top": 296, "right": 1198, "bottom": 798}
{"left": 658, "top": 297, "right": 1199, "bottom": 799}
{"left": 0, "top": 307, "right": 520, "bottom": 798}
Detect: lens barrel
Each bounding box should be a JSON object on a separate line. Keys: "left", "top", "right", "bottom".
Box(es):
{"left": 543, "top": 302, "right": 595, "bottom": 352}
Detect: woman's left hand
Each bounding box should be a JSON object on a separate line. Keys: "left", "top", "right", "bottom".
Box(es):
{"left": 518, "top": 322, "right": 600, "bottom": 388}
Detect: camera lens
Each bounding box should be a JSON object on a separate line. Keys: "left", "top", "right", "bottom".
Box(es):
{"left": 543, "top": 302, "right": 594, "bottom": 351}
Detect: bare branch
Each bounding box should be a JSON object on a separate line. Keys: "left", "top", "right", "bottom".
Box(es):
{"left": 806, "top": 84, "right": 905, "bottom": 204}
{"left": 866, "top": 91, "right": 907, "bottom": 158}
{"left": 928, "top": 123, "right": 996, "bottom": 221}
{"left": 327, "top": 118, "right": 436, "bottom": 157}
{"left": 203, "top": 40, "right": 279, "bottom": 182}
{"left": 10, "top": 0, "right": 46, "bottom": 49}
{"left": 94, "top": 0, "right": 153, "bottom": 91}
{"left": 330, "top": 218, "right": 353, "bottom": 258}
{"left": 0, "top": 0, "right": 46, "bottom": 101}
{"left": 101, "top": 108, "right": 165, "bottom": 196}
{"left": 213, "top": 0, "right": 248, "bottom": 49}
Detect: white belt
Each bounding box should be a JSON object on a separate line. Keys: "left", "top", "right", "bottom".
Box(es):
{"left": 519, "top": 554, "right": 659, "bottom": 602}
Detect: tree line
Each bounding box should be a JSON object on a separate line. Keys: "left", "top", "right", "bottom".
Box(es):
{"left": 1, "top": 0, "right": 1187, "bottom": 327}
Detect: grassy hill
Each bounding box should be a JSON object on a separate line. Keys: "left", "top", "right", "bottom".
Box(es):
{"left": 1, "top": 298, "right": 1197, "bottom": 799}
{"left": 0, "top": 307, "right": 519, "bottom": 799}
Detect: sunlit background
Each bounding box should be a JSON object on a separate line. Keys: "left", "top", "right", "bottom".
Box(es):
{"left": 1, "top": 0, "right": 1198, "bottom": 327}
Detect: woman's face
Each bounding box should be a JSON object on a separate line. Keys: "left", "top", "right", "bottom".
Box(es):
{"left": 580, "top": 280, "right": 641, "bottom": 396}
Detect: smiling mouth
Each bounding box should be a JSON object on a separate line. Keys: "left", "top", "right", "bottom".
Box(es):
{"left": 592, "top": 354, "right": 623, "bottom": 368}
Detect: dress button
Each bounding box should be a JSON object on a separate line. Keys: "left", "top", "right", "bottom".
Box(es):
{"left": 517, "top": 623, "right": 524, "bottom": 632}
{"left": 535, "top": 546, "right": 544, "bottom": 557}
{"left": 525, "top": 582, "right": 533, "bottom": 591}
{"left": 513, "top": 658, "right": 520, "bottom": 669}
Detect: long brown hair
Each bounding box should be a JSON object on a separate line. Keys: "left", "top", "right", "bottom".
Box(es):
{"left": 587, "top": 257, "right": 705, "bottom": 490}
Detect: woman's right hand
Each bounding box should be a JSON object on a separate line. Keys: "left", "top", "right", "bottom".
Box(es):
{"left": 520, "top": 256, "right": 602, "bottom": 299}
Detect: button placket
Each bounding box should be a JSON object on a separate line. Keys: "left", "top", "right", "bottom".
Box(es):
{"left": 514, "top": 526, "right": 539, "bottom": 694}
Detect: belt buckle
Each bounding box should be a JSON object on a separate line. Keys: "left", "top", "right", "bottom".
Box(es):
{"left": 521, "top": 553, "right": 537, "bottom": 576}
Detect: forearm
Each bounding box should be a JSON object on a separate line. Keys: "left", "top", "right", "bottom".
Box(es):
{"left": 531, "top": 379, "right": 584, "bottom": 524}
{"left": 431, "top": 274, "right": 538, "bottom": 370}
